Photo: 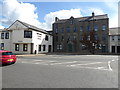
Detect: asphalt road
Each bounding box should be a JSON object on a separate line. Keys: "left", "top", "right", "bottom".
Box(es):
{"left": 2, "top": 55, "right": 119, "bottom": 88}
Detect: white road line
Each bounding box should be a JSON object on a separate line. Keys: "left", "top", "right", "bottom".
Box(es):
{"left": 68, "top": 62, "right": 103, "bottom": 67}
{"left": 67, "top": 66, "right": 109, "bottom": 71}
{"left": 108, "top": 61, "right": 112, "bottom": 71}
{"left": 50, "top": 61, "right": 78, "bottom": 65}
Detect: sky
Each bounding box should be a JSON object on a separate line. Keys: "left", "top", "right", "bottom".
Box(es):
{"left": 0, "top": 0, "right": 119, "bottom": 30}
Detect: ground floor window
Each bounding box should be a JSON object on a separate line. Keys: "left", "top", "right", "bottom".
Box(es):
{"left": 39, "top": 45, "right": 41, "bottom": 51}
{"left": 23, "top": 44, "right": 28, "bottom": 51}
{"left": 43, "top": 45, "right": 46, "bottom": 51}
{"left": 1, "top": 43, "right": 4, "bottom": 50}
{"left": 15, "top": 44, "right": 19, "bottom": 51}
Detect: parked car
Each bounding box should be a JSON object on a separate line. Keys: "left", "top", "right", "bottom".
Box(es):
{"left": 0, "top": 50, "right": 16, "bottom": 65}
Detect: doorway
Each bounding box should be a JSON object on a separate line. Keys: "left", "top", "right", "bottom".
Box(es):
{"left": 117, "top": 46, "right": 120, "bottom": 53}
{"left": 112, "top": 46, "right": 115, "bottom": 53}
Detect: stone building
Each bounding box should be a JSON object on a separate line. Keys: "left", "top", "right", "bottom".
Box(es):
{"left": 52, "top": 13, "right": 109, "bottom": 54}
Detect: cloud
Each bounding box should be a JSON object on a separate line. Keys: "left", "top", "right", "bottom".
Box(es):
{"left": 0, "top": 25, "right": 5, "bottom": 29}
{"left": 103, "top": 0, "right": 118, "bottom": 28}
{"left": 42, "top": 9, "right": 82, "bottom": 30}
{"left": 2, "top": 0, "right": 41, "bottom": 29}
{"left": 1, "top": 0, "right": 83, "bottom": 30}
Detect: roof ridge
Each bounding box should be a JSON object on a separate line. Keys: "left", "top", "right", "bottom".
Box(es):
{"left": 57, "top": 14, "right": 107, "bottom": 21}
{"left": 16, "top": 20, "right": 48, "bottom": 34}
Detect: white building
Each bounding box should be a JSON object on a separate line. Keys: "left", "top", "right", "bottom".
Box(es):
{"left": 109, "top": 27, "right": 120, "bottom": 54}
{"left": 0, "top": 20, "right": 53, "bottom": 54}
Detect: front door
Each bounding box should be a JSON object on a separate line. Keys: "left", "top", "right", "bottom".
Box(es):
{"left": 31, "top": 43, "right": 33, "bottom": 54}
{"left": 112, "top": 46, "right": 115, "bottom": 53}
{"left": 117, "top": 46, "right": 120, "bottom": 53}
{"left": 48, "top": 45, "right": 52, "bottom": 52}
{"left": 68, "top": 43, "right": 73, "bottom": 52}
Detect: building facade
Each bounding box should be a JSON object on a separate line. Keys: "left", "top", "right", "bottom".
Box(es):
{"left": 0, "top": 20, "right": 53, "bottom": 54}
{"left": 53, "top": 13, "right": 109, "bottom": 53}
{"left": 109, "top": 27, "right": 120, "bottom": 54}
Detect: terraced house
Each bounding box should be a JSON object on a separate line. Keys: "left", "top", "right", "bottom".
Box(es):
{"left": 53, "top": 12, "right": 109, "bottom": 54}
{"left": 0, "top": 20, "right": 53, "bottom": 54}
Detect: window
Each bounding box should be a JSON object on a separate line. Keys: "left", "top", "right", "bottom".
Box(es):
{"left": 74, "top": 27, "right": 77, "bottom": 32}
{"left": 45, "top": 35, "right": 48, "bottom": 41}
{"left": 80, "top": 36, "right": 83, "bottom": 40}
{"left": 5, "top": 32, "right": 9, "bottom": 39}
{"left": 118, "top": 36, "right": 120, "bottom": 41}
{"left": 1, "top": 33, "right": 4, "bottom": 39}
{"left": 67, "top": 27, "right": 70, "bottom": 32}
{"left": 80, "top": 26, "right": 83, "bottom": 31}
{"left": 23, "top": 44, "right": 28, "bottom": 51}
{"left": 55, "top": 28, "right": 58, "bottom": 34}
{"left": 60, "top": 45, "right": 62, "bottom": 50}
{"left": 24, "top": 31, "right": 32, "bottom": 38}
{"left": 57, "top": 45, "right": 59, "bottom": 50}
{"left": 102, "top": 25, "right": 106, "bottom": 30}
{"left": 95, "top": 34, "right": 99, "bottom": 40}
{"left": 15, "top": 44, "right": 19, "bottom": 51}
{"left": 1, "top": 43, "right": 4, "bottom": 50}
{"left": 2, "top": 52, "right": 14, "bottom": 55}
{"left": 70, "top": 20, "right": 74, "bottom": 24}
{"left": 102, "top": 34, "right": 107, "bottom": 41}
{"left": 62, "top": 28, "right": 64, "bottom": 33}
{"left": 43, "top": 45, "right": 46, "bottom": 51}
{"left": 55, "top": 36, "right": 58, "bottom": 42}
{"left": 39, "top": 45, "right": 41, "bottom": 51}
{"left": 112, "top": 36, "right": 115, "bottom": 41}
{"left": 37, "top": 33, "right": 42, "bottom": 40}
{"left": 87, "top": 35, "right": 90, "bottom": 40}
{"left": 87, "top": 25, "right": 90, "bottom": 31}
{"left": 94, "top": 25, "right": 98, "bottom": 31}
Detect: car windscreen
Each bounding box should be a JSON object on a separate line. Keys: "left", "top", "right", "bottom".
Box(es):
{"left": 2, "top": 52, "right": 14, "bottom": 55}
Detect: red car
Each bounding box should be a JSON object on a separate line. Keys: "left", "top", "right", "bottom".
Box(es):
{"left": 0, "top": 50, "right": 16, "bottom": 65}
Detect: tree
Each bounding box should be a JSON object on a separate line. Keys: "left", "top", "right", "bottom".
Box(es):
{"left": 80, "top": 30, "right": 100, "bottom": 54}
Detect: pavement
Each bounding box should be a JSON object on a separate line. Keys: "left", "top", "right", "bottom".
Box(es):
{"left": 16, "top": 54, "right": 46, "bottom": 57}
{"left": 16, "top": 52, "right": 119, "bottom": 57}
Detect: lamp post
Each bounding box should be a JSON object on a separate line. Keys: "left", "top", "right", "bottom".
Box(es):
{"left": 91, "top": 12, "right": 95, "bottom": 54}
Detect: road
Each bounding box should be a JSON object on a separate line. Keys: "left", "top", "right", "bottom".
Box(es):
{"left": 2, "top": 55, "right": 118, "bottom": 88}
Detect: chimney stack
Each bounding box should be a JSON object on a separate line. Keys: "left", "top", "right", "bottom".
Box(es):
{"left": 92, "top": 12, "right": 95, "bottom": 17}
{"left": 55, "top": 17, "right": 59, "bottom": 22}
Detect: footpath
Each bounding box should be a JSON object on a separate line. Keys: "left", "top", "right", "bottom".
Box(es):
{"left": 16, "top": 52, "right": 119, "bottom": 57}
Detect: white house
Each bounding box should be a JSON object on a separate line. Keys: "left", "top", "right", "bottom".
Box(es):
{"left": 0, "top": 20, "right": 53, "bottom": 54}
{"left": 109, "top": 27, "right": 120, "bottom": 54}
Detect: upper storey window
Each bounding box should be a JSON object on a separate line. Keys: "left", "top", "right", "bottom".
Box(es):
{"left": 102, "top": 25, "right": 106, "bottom": 31}
{"left": 24, "top": 30, "right": 32, "bottom": 38}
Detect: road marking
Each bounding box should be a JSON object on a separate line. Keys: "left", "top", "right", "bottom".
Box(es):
{"left": 68, "top": 62, "right": 103, "bottom": 67}
{"left": 50, "top": 61, "right": 78, "bottom": 65}
{"left": 67, "top": 65, "right": 109, "bottom": 71}
{"left": 107, "top": 59, "right": 117, "bottom": 71}
{"left": 20, "top": 59, "right": 116, "bottom": 71}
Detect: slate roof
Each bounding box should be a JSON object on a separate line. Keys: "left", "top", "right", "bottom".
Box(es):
{"left": 17, "top": 20, "right": 48, "bottom": 34}
{"left": 109, "top": 27, "right": 120, "bottom": 35}
{"left": 8, "top": 20, "right": 48, "bottom": 34}
{"left": 54, "top": 14, "right": 108, "bottom": 24}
